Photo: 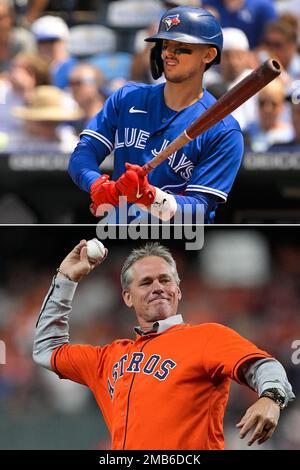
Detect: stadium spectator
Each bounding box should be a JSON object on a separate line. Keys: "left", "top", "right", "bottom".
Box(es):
{"left": 30, "top": 15, "right": 77, "bottom": 89}
{"left": 0, "top": 0, "right": 35, "bottom": 75}
{"left": 248, "top": 78, "right": 294, "bottom": 152}
{"left": 0, "top": 51, "right": 50, "bottom": 149}
{"left": 163, "top": 0, "right": 202, "bottom": 8}
{"left": 270, "top": 101, "right": 300, "bottom": 150}
{"left": 206, "top": 27, "right": 256, "bottom": 132}
{"left": 10, "top": 85, "right": 83, "bottom": 153}
{"left": 260, "top": 14, "right": 300, "bottom": 87}
{"left": 202, "top": 0, "right": 278, "bottom": 49}
{"left": 291, "top": 101, "right": 300, "bottom": 144}
{"left": 68, "top": 63, "right": 108, "bottom": 130}
{"left": 275, "top": 0, "right": 300, "bottom": 26}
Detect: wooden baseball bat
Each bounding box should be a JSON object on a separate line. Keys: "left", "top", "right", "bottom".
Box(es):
{"left": 139, "top": 59, "right": 281, "bottom": 176}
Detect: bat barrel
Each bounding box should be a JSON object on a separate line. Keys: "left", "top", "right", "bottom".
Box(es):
{"left": 269, "top": 59, "right": 281, "bottom": 72}
{"left": 187, "top": 58, "right": 282, "bottom": 140}
{"left": 139, "top": 58, "right": 282, "bottom": 176}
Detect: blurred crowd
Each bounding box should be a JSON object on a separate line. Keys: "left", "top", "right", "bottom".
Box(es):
{"left": 0, "top": 0, "right": 300, "bottom": 155}
{"left": 0, "top": 228, "right": 299, "bottom": 449}
{"left": 0, "top": 0, "right": 299, "bottom": 450}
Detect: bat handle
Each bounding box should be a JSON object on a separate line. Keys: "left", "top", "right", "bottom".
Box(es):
{"left": 138, "top": 163, "right": 153, "bottom": 177}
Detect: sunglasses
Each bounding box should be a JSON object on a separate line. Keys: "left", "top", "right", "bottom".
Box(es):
{"left": 264, "top": 39, "right": 286, "bottom": 49}
{"left": 69, "top": 78, "right": 96, "bottom": 87}
{"left": 258, "top": 99, "right": 281, "bottom": 108}
{"left": 162, "top": 45, "right": 193, "bottom": 55}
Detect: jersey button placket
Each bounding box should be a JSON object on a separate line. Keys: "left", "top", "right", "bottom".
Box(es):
{"left": 112, "top": 373, "right": 130, "bottom": 447}
{"left": 112, "top": 343, "right": 143, "bottom": 449}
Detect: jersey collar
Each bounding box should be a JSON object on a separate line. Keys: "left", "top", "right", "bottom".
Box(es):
{"left": 134, "top": 313, "right": 184, "bottom": 336}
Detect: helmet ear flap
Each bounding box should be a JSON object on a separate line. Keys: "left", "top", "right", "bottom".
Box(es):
{"left": 150, "top": 42, "right": 164, "bottom": 80}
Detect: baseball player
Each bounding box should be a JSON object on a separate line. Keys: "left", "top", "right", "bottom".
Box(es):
{"left": 33, "top": 241, "right": 294, "bottom": 450}
{"left": 68, "top": 6, "right": 244, "bottom": 224}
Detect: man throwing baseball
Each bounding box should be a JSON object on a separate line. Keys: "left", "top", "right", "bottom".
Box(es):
{"left": 33, "top": 241, "right": 294, "bottom": 450}
{"left": 68, "top": 6, "right": 244, "bottom": 223}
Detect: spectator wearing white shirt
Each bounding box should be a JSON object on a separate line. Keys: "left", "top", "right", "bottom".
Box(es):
{"left": 31, "top": 15, "right": 77, "bottom": 89}
{"left": 206, "top": 27, "right": 256, "bottom": 132}
{"left": 261, "top": 14, "right": 300, "bottom": 86}
{"left": 68, "top": 63, "right": 108, "bottom": 130}
{"left": 0, "top": 51, "right": 50, "bottom": 150}
{"left": 248, "top": 78, "right": 294, "bottom": 152}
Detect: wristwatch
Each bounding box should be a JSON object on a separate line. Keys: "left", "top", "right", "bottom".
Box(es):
{"left": 260, "top": 388, "right": 287, "bottom": 410}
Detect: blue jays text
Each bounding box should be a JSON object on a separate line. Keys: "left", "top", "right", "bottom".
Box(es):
{"left": 69, "top": 82, "right": 244, "bottom": 223}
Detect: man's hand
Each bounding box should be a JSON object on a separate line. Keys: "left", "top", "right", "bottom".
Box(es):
{"left": 57, "top": 240, "right": 107, "bottom": 282}
{"left": 115, "top": 163, "right": 156, "bottom": 206}
{"left": 236, "top": 397, "right": 280, "bottom": 446}
{"left": 90, "top": 174, "right": 120, "bottom": 216}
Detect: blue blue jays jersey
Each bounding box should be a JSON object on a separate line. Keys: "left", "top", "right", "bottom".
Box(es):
{"left": 69, "top": 82, "right": 244, "bottom": 223}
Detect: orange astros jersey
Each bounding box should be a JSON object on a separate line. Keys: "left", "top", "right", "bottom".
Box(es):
{"left": 51, "top": 322, "right": 271, "bottom": 450}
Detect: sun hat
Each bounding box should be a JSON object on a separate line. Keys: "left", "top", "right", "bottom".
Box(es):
{"left": 13, "top": 86, "right": 84, "bottom": 121}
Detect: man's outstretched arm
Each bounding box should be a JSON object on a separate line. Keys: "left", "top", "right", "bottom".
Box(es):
{"left": 236, "top": 358, "right": 295, "bottom": 446}
{"left": 33, "top": 240, "right": 107, "bottom": 370}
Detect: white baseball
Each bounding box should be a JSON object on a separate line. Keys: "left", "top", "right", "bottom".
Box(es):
{"left": 86, "top": 239, "right": 106, "bottom": 261}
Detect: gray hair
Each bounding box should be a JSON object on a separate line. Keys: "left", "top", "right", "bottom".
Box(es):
{"left": 121, "top": 243, "right": 180, "bottom": 291}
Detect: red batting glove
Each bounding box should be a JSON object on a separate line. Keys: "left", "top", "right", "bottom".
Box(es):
{"left": 115, "top": 163, "right": 156, "bottom": 207}
{"left": 90, "top": 174, "right": 120, "bottom": 216}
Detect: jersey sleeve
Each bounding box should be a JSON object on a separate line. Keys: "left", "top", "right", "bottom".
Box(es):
{"left": 185, "top": 127, "right": 244, "bottom": 202}
{"left": 50, "top": 343, "right": 111, "bottom": 388}
{"left": 174, "top": 192, "right": 219, "bottom": 224}
{"left": 68, "top": 87, "right": 122, "bottom": 192}
{"left": 202, "top": 323, "right": 272, "bottom": 384}
{"left": 81, "top": 88, "right": 121, "bottom": 155}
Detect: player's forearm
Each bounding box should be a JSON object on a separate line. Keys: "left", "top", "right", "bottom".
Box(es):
{"left": 245, "top": 358, "right": 295, "bottom": 406}
{"left": 68, "top": 139, "right": 106, "bottom": 192}
{"left": 33, "top": 276, "right": 77, "bottom": 370}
